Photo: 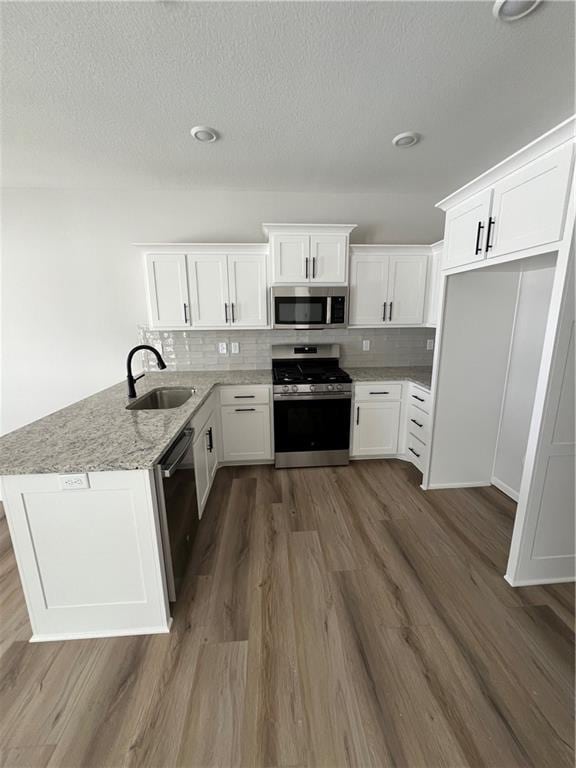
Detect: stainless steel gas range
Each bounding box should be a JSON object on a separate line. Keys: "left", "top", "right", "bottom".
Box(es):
{"left": 272, "top": 344, "right": 352, "bottom": 468}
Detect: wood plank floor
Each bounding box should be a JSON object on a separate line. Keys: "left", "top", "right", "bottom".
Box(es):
{"left": 0, "top": 460, "right": 573, "bottom": 768}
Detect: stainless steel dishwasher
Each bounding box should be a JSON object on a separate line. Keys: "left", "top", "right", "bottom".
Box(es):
{"left": 154, "top": 423, "right": 198, "bottom": 602}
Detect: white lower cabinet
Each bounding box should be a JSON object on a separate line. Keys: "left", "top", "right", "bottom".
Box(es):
{"left": 221, "top": 404, "right": 272, "bottom": 462}
{"left": 2, "top": 470, "right": 171, "bottom": 641}
{"left": 192, "top": 398, "right": 219, "bottom": 516}
{"left": 351, "top": 384, "right": 402, "bottom": 457}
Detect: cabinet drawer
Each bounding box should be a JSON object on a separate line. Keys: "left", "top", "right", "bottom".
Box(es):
{"left": 220, "top": 385, "right": 270, "bottom": 406}
{"left": 407, "top": 404, "right": 430, "bottom": 441}
{"left": 408, "top": 385, "right": 430, "bottom": 413}
{"left": 407, "top": 433, "right": 427, "bottom": 472}
{"left": 354, "top": 383, "right": 402, "bottom": 401}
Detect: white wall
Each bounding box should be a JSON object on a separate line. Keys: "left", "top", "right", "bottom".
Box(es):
{"left": 427, "top": 268, "right": 520, "bottom": 487}
{"left": 1, "top": 187, "right": 442, "bottom": 434}
{"left": 492, "top": 266, "right": 555, "bottom": 499}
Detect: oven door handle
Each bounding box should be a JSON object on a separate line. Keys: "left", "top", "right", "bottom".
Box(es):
{"left": 274, "top": 393, "right": 352, "bottom": 401}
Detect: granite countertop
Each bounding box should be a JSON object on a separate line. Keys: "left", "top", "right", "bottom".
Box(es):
{"left": 0, "top": 365, "right": 432, "bottom": 477}
{"left": 346, "top": 366, "right": 432, "bottom": 390}
{"left": 0, "top": 370, "right": 272, "bottom": 476}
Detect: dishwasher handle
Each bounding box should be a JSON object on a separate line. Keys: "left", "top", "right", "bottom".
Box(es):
{"left": 161, "top": 428, "right": 194, "bottom": 478}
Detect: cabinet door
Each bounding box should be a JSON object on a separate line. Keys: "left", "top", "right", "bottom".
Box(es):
{"left": 310, "top": 235, "right": 348, "bottom": 283}
{"left": 352, "top": 401, "right": 401, "bottom": 457}
{"left": 221, "top": 405, "right": 272, "bottom": 462}
{"left": 387, "top": 253, "right": 427, "bottom": 325}
{"left": 205, "top": 416, "right": 219, "bottom": 485}
{"left": 271, "top": 235, "right": 310, "bottom": 283}
{"left": 188, "top": 253, "right": 229, "bottom": 328}
{"left": 227, "top": 253, "right": 268, "bottom": 328}
{"left": 349, "top": 253, "right": 388, "bottom": 326}
{"left": 443, "top": 189, "right": 492, "bottom": 269}
{"left": 192, "top": 431, "right": 210, "bottom": 516}
{"left": 145, "top": 253, "right": 190, "bottom": 328}
{"left": 490, "top": 143, "right": 574, "bottom": 259}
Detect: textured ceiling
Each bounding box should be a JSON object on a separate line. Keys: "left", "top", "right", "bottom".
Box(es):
{"left": 1, "top": 1, "right": 574, "bottom": 196}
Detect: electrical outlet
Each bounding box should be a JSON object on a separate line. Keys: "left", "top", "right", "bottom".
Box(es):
{"left": 426, "top": 339, "right": 434, "bottom": 351}
{"left": 231, "top": 342, "right": 240, "bottom": 354}
{"left": 218, "top": 342, "right": 228, "bottom": 355}
{"left": 362, "top": 339, "right": 370, "bottom": 351}
{"left": 59, "top": 474, "right": 89, "bottom": 490}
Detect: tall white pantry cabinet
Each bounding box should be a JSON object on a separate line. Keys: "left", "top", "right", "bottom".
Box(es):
{"left": 427, "top": 116, "right": 575, "bottom": 588}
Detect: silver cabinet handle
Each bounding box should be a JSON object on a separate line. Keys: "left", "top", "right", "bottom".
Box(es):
{"left": 183, "top": 303, "right": 189, "bottom": 323}
{"left": 224, "top": 303, "right": 229, "bottom": 323}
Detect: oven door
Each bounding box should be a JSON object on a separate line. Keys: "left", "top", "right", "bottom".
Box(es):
{"left": 274, "top": 395, "right": 351, "bottom": 467}
{"left": 273, "top": 294, "right": 328, "bottom": 329}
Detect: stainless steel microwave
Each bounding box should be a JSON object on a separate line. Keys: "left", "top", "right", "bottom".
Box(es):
{"left": 272, "top": 286, "right": 348, "bottom": 329}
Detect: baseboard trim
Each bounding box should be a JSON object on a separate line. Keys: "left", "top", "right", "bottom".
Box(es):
{"left": 491, "top": 476, "right": 520, "bottom": 502}
{"left": 504, "top": 573, "right": 575, "bottom": 587}
{"left": 29, "top": 619, "right": 172, "bottom": 643}
{"left": 426, "top": 481, "right": 491, "bottom": 490}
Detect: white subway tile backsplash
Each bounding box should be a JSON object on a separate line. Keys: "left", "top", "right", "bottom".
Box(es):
{"left": 139, "top": 326, "right": 435, "bottom": 371}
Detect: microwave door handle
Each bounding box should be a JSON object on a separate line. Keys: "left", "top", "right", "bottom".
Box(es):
{"left": 326, "top": 296, "right": 332, "bottom": 325}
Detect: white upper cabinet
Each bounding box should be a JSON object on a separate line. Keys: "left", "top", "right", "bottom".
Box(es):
{"left": 145, "top": 253, "right": 191, "bottom": 329}
{"left": 188, "top": 253, "right": 229, "bottom": 328}
{"left": 490, "top": 143, "right": 574, "bottom": 259}
{"left": 264, "top": 224, "right": 356, "bottom": 285}
{"left": 349, "top": 252, "right": 389, "bottom": 326}
{"left": 227, "top": 252, "right": 268, "bottom": 327}
{"left": 271, "top": 235, "right": 310, "bottom": 283}
{"left": 349, "top": 247, "right": 428, "bottom": 327}
{"left": 142, "top": 247, "right": 268, "bottom": 330}
{"left": 387, "top": 253, "right": 427, "bottom": 325}
{"left": 438, "top": 121, "right": 575, "bottom": 271}
{"left": 443, "top": 189, "right": 493, "bottom": 269}
{"left": 309, "top": 234, "right": 347, "bottom": 283}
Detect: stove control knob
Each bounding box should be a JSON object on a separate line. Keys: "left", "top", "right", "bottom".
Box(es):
{"left": 309, "top": 384, "right": 316, "bottom": 392}
{"left": 336, "top": 383, "right": 344, "bottom": 391}
{"left": 282, "top": 385, "right": 289, "bottom": 393}
{"left": 327, "top": 384, "right": 335, "bottom": 391}
{"left": 291, "top": 385, "right": 299, "bottom": 393}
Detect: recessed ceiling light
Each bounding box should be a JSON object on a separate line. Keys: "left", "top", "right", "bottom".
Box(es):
{"left": 392, "top": 131, "right": 421, "bottom": 148}
{"left": 492, "top": 0, "right": 542, "bottom": 21}
{"left": 190, "top": 126, "right": 219, "bottom": 143}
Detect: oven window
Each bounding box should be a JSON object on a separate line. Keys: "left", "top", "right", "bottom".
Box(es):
{"left": 275, "top": 297, "right": 327, "bottom": 325}
{"left": 274, "top": 398, "right": 351, "bottom": 453}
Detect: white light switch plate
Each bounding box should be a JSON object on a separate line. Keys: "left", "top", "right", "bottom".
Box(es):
{"left": 231, "top": 342, "right": 239, "bottom": 354}
{"left": 362, "top": 340, "right": 370, "bottom": 351}
{"left": 218, "top": 342, "right": 228, "bottom": 355}
{"left": 426, "top": 339, "right": 434, "bottom": 351}
{"left": 59, "top": 474, "right": 90, "bottom": 490}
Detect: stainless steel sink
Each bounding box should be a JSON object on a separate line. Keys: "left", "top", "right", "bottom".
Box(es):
{"left": 126, "top": 387, "right": 195, "bottom": 410}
